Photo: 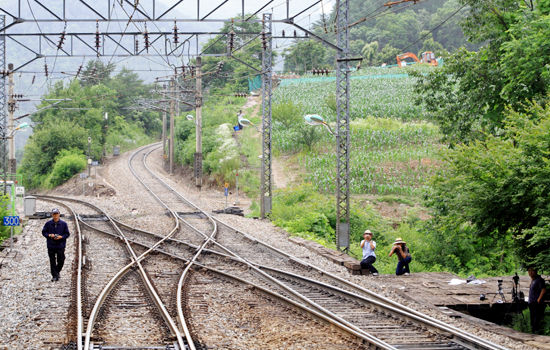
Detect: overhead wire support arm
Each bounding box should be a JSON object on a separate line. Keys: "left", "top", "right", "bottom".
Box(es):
{"left": 246, "top": 0, "right": 275, "bottom": 21}
{"left": 384, "top": 0, "right": 419, "bottom": 6}
{"left": 230, "top": 54, "right": 261, "bottom": 73}
{"left": 287, "top": 22, "right": 344, "bottom": 52}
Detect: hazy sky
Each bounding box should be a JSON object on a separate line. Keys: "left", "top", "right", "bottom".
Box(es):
{"left": 1, "top": 0, "right": 335, "bottom": 121}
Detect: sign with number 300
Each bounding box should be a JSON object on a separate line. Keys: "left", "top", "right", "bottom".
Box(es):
{"left": 3, "top": 216, "right": 20, "bottom": 226}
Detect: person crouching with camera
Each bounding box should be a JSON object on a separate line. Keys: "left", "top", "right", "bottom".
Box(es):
{"left": 42, "top": 208, "right": 70, "bottom": 282}
{"left": 360, "top": 230, "right": 379, "bottom": 276}
{"left": 389, "top": 238, "right": 411, "bottom": 276}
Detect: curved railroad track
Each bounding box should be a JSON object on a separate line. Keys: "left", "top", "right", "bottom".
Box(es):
{"left": 37, "top": 143, "right": 511, "bottom": 350}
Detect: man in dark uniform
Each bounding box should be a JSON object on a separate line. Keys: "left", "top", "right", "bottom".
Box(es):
{"left": 528, "top": 267, "right": 547, "bottom": 334}
{"left": 42, "top": 208, "right": 70, "bottom": 282}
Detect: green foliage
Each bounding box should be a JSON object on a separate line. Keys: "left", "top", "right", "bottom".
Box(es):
{"left": 0, "top": 195, "right": 11, "bottom": 243}
{"left": 297, "top": 117, "right": 440, "bottom": 196}
{"left": 283, "top": 40, "right": 327, "bottom": 74}
{"left": 19, "top": 120, "right": 88, "bottom": 188}
{"left": 46, "top": 150, "right": 87, "bottom": 188}
{"left": 425, "top": 99, "right": 550, "bottom": 273}
{"left": 511, "top": 307, "right": 550, "bottom": 335}
{"left": 20, "top": 62, "right": 158, "bottom": 189}
{"left": 272, "top": 100, "right": 303, "bottom": 129}
{"left": 198, "top": 15, "right": 277, "bottom": 91}
{"left": 413, "top": 1, "right": 550, "bottom": 145}
{"left": 267, "top": 183, "right": 391, "bottom": 249}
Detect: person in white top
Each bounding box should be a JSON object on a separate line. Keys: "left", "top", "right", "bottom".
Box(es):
{"left": 360, "top": 230, "right": 379, "bottom": 276}
{"left": 237, "top": 110, "right": 245, "bottom": 129}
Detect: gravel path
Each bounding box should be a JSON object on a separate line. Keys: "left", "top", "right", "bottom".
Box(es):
{"left": 0, "top": 144, "right": 540, "bottom": 349}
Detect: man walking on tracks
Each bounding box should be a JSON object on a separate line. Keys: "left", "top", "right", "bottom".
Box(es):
{"left": 42, "top": 208, "right": 70, "bottom": 282}
{"left": 528, "top": 267, "right": 547, "bottom": 334}
{"left": 360, "top": 230, "right": 379, "bottom": 276}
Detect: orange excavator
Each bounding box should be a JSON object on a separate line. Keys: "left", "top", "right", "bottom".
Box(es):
{"left": 420, "top": 51, "right": 438, "bottom": 66}
{"left": 396, "top": 52, "right": 438, "bottom": 67}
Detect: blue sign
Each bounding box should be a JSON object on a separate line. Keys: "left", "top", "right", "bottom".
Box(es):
{"left": 3, "top": 216, "right": 20, "bottom": 226}
{"left": 224, "top": 188, "right": 228, "bottom": 197}
{"left": 92, "top": 161, "right": 99, "bottom": 166}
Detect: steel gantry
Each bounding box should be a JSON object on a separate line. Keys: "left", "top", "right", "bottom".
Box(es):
{"left": 336, "top": 0, "right": 351, "bottom": 252}
{"left": 260, "top": 13, "right": 272, "bottom": 218}
{"left": 0, "top": 0, "right": 353, "bottom": 247}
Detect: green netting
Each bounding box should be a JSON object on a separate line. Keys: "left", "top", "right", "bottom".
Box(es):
{"left": 248, "top": 75, "right": 262, "bottom": 92}
{"left": 279, "top": 73, "right": 410, "bottom": 87}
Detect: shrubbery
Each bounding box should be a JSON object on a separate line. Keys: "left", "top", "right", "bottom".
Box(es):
{"left": 46, "top": 150, "right": 87, "bottom": 188}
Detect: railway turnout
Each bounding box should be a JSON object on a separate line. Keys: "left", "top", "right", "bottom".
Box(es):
{"left": 26, "top": 143, "right": 512, "bottom": 350}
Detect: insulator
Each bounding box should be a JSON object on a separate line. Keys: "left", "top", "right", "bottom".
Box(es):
{"left": 173, "top": 21, "right": 179, "bottom": 45}
{"left": 174, "top": 66, "right": 178, "bottom": 75}
{"left": 143, "top": 21, "right": 150, "bottom": 53}
{"left": 294, "top": 30, "right": 297, "bottom": 37}
{"left": 135, "top": 38, "right": 139, "bottom": 53}
{"left": 305, "top": 32, "right": 309, "bottom": 37}
{"left": 31, "top": 75, "right": 36, "bottom": 84}
{"left": 44, "top": 63, "right": 49, "bottom": 77}
{"left": 313, "top": 69, "right": 317, "bottom": 75}
{"left": 76, "top": 65, "right": 83, "bottom": 77}
{"left": 282, "top": 30, "right": 285, "bottom": 37}
{"left": 57, "top": 31, "right": 66, "bottom": 50}
{"left": 134, "top": 0, "right": 139, "bottom": 9}
{"left": 95, "top": 20, "right": 101, "bottom": 56}
{"left": 228, "top": 30, "right": 235, "bottom": 51}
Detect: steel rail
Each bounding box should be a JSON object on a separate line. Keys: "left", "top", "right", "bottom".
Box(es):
{"left": 128, "top": 143, "right": 214, "bottom": 350}
{"left": 37, "top": 197, "right": 84, "bottom": 350}
{"left": 36, "top": 194, "right": 186, "bottom": 349}
{"left": 44, "top": 193, "right": 508, "bottom": 350}
{"left": 135, "top": 144, "right": 510, "bottom": 350}
{"left": 211, "top": 217, "right": 511, "bottom": 350}
{"left": 136, "top": 145, "right": 396, "bottom": 350}
{"left": 68, "top": 202, "right": 394, "bottom": 348}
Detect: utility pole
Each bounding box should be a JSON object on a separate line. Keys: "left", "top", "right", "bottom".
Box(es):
{"left": 162, "top": 101, "right": 167, "bottom": 158}
{"left": 169, "top": 78, "right": 175, "bottom": 175}
{"left": 0, "top": 15, "right": 6, "bottom": 195}
{"left": 195, "top": 56, "right": 203, "bottom": 189}
{"left": 260, "top": 13, "right": 273, "bottom": 218}
{"left": 336, "top": 0, "right": 351, "bottom": 252}
{"left": 7, "top": 63, "right": 15, "bottom": 174}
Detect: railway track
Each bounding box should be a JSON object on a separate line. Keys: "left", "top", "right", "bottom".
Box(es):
{"left": 37, "top": 143, "right": 511, "bottom": 350}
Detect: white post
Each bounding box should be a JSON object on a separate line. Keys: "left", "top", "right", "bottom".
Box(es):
{"left": 235, "top": 173, "right": 240, "bottom": 205}
{"left": 10, "top": 226, "right": 13, "bottom": 252}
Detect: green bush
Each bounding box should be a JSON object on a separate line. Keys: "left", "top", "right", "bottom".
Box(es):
{"left": 0, "top": 194, "right": 11, "bottom": 243}
{"left": 46, "top": 150, "right": 87, "bottom": 188}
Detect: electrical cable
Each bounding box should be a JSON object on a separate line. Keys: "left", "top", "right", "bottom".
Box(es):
{"left": 399, "top": 2, "right": 467, "bottom": 52}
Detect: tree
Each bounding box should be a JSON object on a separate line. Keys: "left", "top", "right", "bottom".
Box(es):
{"left": 198, "top": 15, "right": 271, "bottom": 91}
{"left": 283, "top": 40, "right": 327, "bottom": 73}
{"left": 361, "top": 41, "right": 379, "bottom": 66}
{"left": 80, "top": 60, "right": 116, "bottom": 87}
{"left": 412, "top": 1, "right": 550, "bottom": 144}
{"left": 426, "top": 100, "right": 550, "bottom": 273}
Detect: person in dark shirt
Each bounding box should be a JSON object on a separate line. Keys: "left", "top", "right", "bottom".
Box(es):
{"left": 528, "top": 267, "right": 547, "bottom": 334}
{"left": 41, "top": 208, "right": 70, "bottom": 282}
{"left": 389, "top": 238, "right": 412, "bottom": 276}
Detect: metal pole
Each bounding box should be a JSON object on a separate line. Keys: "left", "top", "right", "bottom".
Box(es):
{"left": 336, "top": 0, "right": 351, "bottom": 252}
{"left": 195, "top": 56, "right": 203, "bottom": 189}
{"left": 87, "top": 137, "right": 91, "bottom": 176}
{"left": 260, "top": 13, "right": 273, "bottom": 218}
{"left": 169, "top": 78, "right": 175, "bottom": 175}
{"left": 162, "top": 101, "right": 167, "bottom": 157}
{"left": 7, "top": 63, "right": 15, "bottom": 175}
{"left": 235, "top": 173, "right": 240, "bottom": 205}
{"left": 0, "top": 16, "right": 6, "bottom": 195}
